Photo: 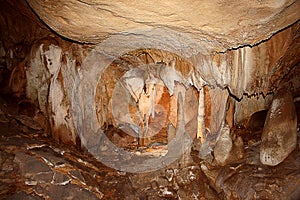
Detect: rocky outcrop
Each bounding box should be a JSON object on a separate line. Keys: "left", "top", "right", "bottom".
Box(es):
{"left": 260, "top": 88, "right": 297, "bottom": 166}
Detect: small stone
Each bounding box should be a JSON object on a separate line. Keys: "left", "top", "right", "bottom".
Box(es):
{"left": 247, "top": 139, "right": 257, "bottom": 147}
{"left": 117, "top": 171, "right": 126, "bottom": 176}
{"left": 177, "top": 189, "right": 188, "bottom": 199}
{"left": 0, "top": 110, "right": 9, "bottom": 123}
{"left": 260, "top": 89, "right": 297, "bottom": 166}
{"left": 2, "top": 159, "right": 14, "bottom": 171}
{"left": 151, "top": 181, "right": 158, "bottom": 190}
{"left": 33, "top": 171, "right": 54, "bottom": 183}
{"left": 156, "top": 176, "right": 169, "bottom": 189}
{"left": 188, "top": 170, "right": 196, "bottom": 181}
{"left": 42, "top": 184, "right": 99, "bottom": 200}
{"left": 257, "top": 167, "right": 263, "bottom": 171}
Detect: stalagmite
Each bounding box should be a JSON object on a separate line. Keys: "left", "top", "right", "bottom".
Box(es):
{"left": 213, "top": 125, "right": 232, "bottom": 165}
{"left": 168, "top": 92, "right": 188, "bottom": 151}
{"left": 175, "top": 92, "right": 185, "bottom": 138}
{"left": 213, "top": 125, "right": 244, "bottom": 166}
{"left": 260, "top": 89, "right": 297, "bottom": 166}
{"left": 167, "top": 122, "right": 176, "bottom": 143}
{"left": 197, "top": 88, "right": 205, "bottom": 142}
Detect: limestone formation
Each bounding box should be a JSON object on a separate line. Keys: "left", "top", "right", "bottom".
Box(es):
{"left": 260, "top": 89, "right": 297, "bottom": 166}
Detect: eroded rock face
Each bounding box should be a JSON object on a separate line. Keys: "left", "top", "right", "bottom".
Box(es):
{"left": 260, "top": 88, "right": 297, "bottom": 166}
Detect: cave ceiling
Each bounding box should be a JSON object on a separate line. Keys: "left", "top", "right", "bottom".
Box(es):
{"left": 26, "top": 0, "right": 300, "bottom": 54}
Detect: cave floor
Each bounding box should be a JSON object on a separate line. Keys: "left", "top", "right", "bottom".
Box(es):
{"left": 0, "top": 97, "right": 300, "bottom": 199}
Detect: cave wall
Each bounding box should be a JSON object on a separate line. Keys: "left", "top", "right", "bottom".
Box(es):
{"left": 0, "top": 0, "right": 300, "bottom": 153}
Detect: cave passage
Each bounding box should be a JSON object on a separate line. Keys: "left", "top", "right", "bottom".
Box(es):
{"left": 95, "top": 49, "right": 199, "bottom": 156}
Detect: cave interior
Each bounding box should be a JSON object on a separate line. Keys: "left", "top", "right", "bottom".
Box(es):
{"left": 0, "top": 0, "right": 300, "bottom": 199}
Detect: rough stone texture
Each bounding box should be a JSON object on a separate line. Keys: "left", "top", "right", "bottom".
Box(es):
{"left": 27, "top": 0, "right": 300, "bottom": 54}
{"left": 260, "top": 88, "right": 297, "bottom": 166}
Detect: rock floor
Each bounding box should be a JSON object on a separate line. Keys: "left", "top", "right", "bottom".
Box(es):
{"left": 0, "top": 96, "right": 300, "bottom": 199}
